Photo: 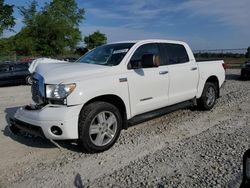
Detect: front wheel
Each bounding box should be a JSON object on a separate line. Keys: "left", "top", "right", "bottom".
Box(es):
{"left": 198, "top": 82, "right": 217, "bottom": 110}
{"left": 78, "top": 102, "right": 122, "bottom": 153}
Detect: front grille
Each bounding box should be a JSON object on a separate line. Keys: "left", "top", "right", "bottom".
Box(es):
{"left": 31, "top": 78, "right": 40, "bottom": 103}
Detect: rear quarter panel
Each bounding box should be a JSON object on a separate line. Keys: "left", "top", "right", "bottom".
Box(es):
{"left": 196, "top": 60, "right": 225, "bottom": 98}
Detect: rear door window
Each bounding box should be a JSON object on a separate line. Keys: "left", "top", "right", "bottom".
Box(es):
{"left": 161, "top": 43, "right": 189, "bottom": 65}
{"left": 14, "top": 64, "right": 28, "bottom": 71}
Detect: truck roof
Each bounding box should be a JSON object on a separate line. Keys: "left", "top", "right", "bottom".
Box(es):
{"left": 109, "top": 39, "right": 186, "bottom": 45}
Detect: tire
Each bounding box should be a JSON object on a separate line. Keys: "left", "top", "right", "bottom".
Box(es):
{"left": 198, "top": 82, "right": 217, "bottom": 111}
{"left": 78, "top": 101, "right": 122, "bottom": 153}
{"left": 25, "top": 75, "right": 32, "bottom": 85}
{"left": 9, "top": 124, "right": 21, "bottom": 135}
{"left": 240, "top": 71, "right": 247, "bottom": 80}
{"left": 240, "top": 74, "right": 245, "bottom": 80}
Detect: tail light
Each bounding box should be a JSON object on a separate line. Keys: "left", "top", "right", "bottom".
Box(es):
{"left": 222, "top": 63, "right": 227, "bottom": 71}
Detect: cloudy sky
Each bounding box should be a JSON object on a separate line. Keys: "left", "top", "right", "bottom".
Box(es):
{"left": 4, "top": 0, "right": 250, "bottom": 50}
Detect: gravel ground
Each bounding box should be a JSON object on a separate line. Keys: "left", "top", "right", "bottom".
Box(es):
{"left": 0, "top": 69, "right": 249, "bottom": 188}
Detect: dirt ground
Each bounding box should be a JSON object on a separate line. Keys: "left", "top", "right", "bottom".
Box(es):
{"left": 0, "top": 69, "right": 249, "bottom": 188}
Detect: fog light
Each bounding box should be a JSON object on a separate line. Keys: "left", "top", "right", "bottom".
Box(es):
{"left": 50, "top": 126, "right": 62, "bottom": 136}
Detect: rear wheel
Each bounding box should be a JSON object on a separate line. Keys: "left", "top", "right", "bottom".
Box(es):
{"left": 241, "top": 71, "right": 246, "bottom": 80}
{"left": 78, "top": 102, "right": 122, "bottom": 153}
{"left": 198, "top": 82, "right": 217, "bottom": 110}
{"left": 25, "top": 75, "right": 32, "bottom": 85}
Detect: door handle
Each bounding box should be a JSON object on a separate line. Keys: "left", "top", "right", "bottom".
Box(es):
{"left": 191, "top": 67, "right": 197, "bottom": 71}
{"left": 159, "top": 71, "right": 168, "bottom": 75}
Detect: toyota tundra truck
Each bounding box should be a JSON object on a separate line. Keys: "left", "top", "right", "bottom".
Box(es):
{"left": 10, "top": 40, "right": 226, "bottom": 153}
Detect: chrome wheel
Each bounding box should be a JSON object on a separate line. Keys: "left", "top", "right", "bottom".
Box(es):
{"left": 206, "top": 86, "right": 216, "bottom": 106}
{"left": 26, "top": 76, "right": 32, "bottom": 85}
{"left": 89, "top": 111, "right": 117, "bottom": 146}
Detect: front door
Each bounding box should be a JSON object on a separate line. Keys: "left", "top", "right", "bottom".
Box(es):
{"left": 127, "top": 43, "right": 169, "bottom": 116}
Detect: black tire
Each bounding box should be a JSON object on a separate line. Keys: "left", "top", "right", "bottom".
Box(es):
{"left": 78, "top": 101, "right": 122, "bottom": 153}
{"left": 25, "top": 75, "right": 32, "bottom": 85}
{"left": 9, "top": 125, "right": 21, "bottom": 135}
{"left": 198, "top": 82, "right": 217, "bottom": 111}
{"left": 240, "top": 71, "right": 247, "bottom": 80}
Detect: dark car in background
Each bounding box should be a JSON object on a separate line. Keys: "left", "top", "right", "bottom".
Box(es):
{"left": 241, "top": 60, "right": 250, "bottom": 80}
{"left": 0, "top": 61, "right": 32, "bottom": 86}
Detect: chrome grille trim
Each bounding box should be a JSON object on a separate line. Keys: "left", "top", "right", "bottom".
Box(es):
{"left": 31, "top": 73, "right": 45, "bottom": 104}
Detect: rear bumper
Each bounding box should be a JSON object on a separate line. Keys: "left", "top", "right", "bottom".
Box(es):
{"left": 13, "top": 104, "right": 83, "bottom": 140}
{"left": 241, "top": 68, "right": 250, "bottom": 76}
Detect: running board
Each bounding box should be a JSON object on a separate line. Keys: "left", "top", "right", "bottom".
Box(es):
{"left": 128, "top": 100, "right": 194, "bottom": 127}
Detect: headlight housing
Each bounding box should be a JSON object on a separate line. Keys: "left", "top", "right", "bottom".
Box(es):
{"left": 45, "top": 83, "right": 76, "bottom": 104}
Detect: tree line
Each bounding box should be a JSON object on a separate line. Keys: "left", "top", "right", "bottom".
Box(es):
{"left": 1, "top": 0, "right": 249, "bottom": 60}
{"left": 0, "top": 0, "right": 107, "bottom": 59}
{"left": 194, "top": 50, "right": 250, "bottom": 59}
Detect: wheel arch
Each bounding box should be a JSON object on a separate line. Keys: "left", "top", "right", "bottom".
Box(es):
{"left": 197, "top": 75, "right": 220, "bottom": 99}
{"left": 206, "top": 75, "right": 220, "bottom": 98}
{"left": 83, "top": 94, "right": 128, "bottom": 129}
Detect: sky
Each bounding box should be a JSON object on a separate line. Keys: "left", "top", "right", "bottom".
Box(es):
{"left": 3, "top": 0, "right": 250, "bottom": 50}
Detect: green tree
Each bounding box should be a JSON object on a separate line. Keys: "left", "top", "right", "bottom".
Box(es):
{"left": 84, "top": 31, "right": 107, "bottom": 49}
{"left": 13, "top": 0, "right": 84, "bottom": 56}
{"left": 0, "top": 0, "right": 15, "bottom": 36}
{"left": 19, "top": 0, "right": 37, "bottom": 26}
{"left": 35, "top": 0, "right": 85, "bottom": 55}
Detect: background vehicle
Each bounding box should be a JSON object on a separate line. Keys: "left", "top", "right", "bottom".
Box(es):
{"left": 241, "top": 60, "right": 250, "bottom": 80}
{"left": 10, "top": 40, "right": 226, "bottom": 153}
{"left": 240, "top": 149, "right": 250, "bottom": 188}
{"left": 0, "top": 61, "right": 32, "bottom": 86}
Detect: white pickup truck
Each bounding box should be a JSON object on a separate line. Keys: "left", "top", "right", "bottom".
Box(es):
{"left": 10, "top": 39, "right": 226, "bottom": 153}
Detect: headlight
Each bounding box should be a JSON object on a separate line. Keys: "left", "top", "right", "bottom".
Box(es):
{"left": 46, "top": 83, "right": 76, "bottom": 99}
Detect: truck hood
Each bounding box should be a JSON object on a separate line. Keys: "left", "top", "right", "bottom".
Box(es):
{"left": 36, "top": 62, "right": 111, "bottom": 83}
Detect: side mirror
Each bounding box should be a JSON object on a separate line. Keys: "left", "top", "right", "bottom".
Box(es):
{"left": 241, "top": 149, "right": 250, "bottom": 188}
{"left": 128, "top": 61, "right": 141, "bottom": 69}
{"left": 141, "top": 54, "right": 160, "bottom": 68}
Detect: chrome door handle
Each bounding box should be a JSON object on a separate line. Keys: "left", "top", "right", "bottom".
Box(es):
{"left": 159, "top": 71, "right": 168, "bottom": 75}
{"left": 191, "top": 67, "right": 197, "bottom": 71}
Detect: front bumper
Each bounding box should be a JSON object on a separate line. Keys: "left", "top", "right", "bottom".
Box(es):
{"left": 12, "top": 104, "right": 83, "bottom": 140}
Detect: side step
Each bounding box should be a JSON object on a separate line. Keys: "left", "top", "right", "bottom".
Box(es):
{"left": 128, "top": 100, "right": 195, "bottom": 127}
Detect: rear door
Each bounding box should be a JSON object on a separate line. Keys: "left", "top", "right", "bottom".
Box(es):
{"left": 127, "top": 43, "right": 169, "bottom": 116}
{"left": 12, "top": 64, "right": 29, "bottom": 82}
{"left": 160, "top": 43, "right": 199, "bottom": 105}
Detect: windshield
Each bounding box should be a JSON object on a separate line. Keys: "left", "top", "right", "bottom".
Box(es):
{"left": 76, "top": 43, "right": 135, "bottom": 66}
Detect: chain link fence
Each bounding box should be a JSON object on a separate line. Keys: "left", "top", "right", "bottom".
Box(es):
{"left": 193, "top": 48, "right": 248, "bottom": 68}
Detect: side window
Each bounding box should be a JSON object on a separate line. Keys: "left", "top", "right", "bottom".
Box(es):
{"left": 164, "top": 44, "right": 189, "bottom": 64}
{"left": 130, "top": 43, "right": 159, "bottom": 64}
{"left": 0, "top": 65, "right": 10, "bottom": 73}
{"left": 14, "top": 64, "right": 28, "bottom": 71}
